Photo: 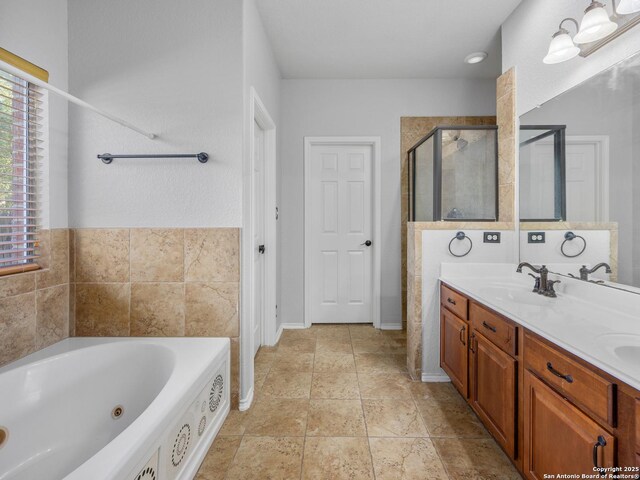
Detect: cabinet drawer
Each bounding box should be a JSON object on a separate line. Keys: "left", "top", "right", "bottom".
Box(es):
{"left": 441, "top": 284, "right": 468, "bottom": 320}
{"left": 525, "top": 333, "right": 615, "bottom": 427}
{"left": 470, "top": 303, "right": 517, "bottom": 357}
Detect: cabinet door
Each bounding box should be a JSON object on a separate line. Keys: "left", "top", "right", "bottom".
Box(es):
{"left": 524, "top": 370, "right": 615, "bottom": 480}
{"left": 470, "top": 330, "right": 516, "bottom": 458}
{"left": 440, "top": 308, "right": 468, "bottom": 397}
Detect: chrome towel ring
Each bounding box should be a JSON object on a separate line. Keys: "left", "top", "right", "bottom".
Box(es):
{"left": 448, "top": 231, "right": 473, "bottom": 258}
{"left": 561, "top": 231, "right": 587, "bottom": 258}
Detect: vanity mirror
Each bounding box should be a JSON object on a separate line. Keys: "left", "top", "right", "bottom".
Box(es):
{"left": 519, "top": 50, "right": 640, "bottom": 289}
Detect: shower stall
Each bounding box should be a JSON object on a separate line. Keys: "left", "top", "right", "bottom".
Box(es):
{"left": 407, "top": 125, "right": 498, "bottom": 222}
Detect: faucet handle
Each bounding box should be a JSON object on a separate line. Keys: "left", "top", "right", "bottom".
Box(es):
{"left": 545, "top": 279, "right": 561, "bottom": 297}
{"left": 528, "top": 273, "right": 541, "bottom": 293}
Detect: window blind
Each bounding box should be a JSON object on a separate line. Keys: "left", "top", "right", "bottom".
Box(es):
{"left": 0, "top": 68, "right": 44, "bottom": 274}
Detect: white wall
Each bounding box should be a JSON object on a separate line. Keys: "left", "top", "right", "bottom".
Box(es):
{"left": 502, "top": 0, "right": 640, "bottom": 115}
{"left": 0, "top": 0, "right": 69, "bottom": 229}
{"left": 422, "top": 231, "right": 516, "bottom": 380}
{"left": 279, "top": 78, "right": 497, "bottom": 328}
{"left": 67, "top": 0, "right": 244, "bottom": 228}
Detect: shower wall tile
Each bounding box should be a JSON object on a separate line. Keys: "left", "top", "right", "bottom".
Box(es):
{"left": 185, "top": 282, "right": 239, "bottom": 337}
{"left": 0, "top": 292, "right": 37, "bottom": 367}
{"left": 131, "top": 229, "right": 184, "bottom": 282}
{"left": 497, "top": 68, "right": 517, "bottom": 223}
{"left": 185, "top": 228, "right": 240, "bottom": 282}
{"left": 75, "top": 229, "right": 130, "bottom": 282}
{"left": 130, "top": 283, "right": 185, "bottom": 336}
{"left": 0, "top": 229, "right": 71, "bottom": 368}
{"left": 75, "top": 283, "right": 130, "bottom": 337}
{"left": 71, "top": 227, "right": 241, "bottom": 408}
{"left": 36, "top": 284, "right": 70, "bottom": 349}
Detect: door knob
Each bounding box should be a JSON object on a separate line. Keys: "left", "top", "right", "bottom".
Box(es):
{"left": 361, "top": 240, "right": 372, "bottom": 247}
{"left": 258, "top": 245, "right": 265, "bottom": 254}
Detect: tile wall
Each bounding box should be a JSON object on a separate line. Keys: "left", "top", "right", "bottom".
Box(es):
{"left": 71, "top": 228, "right": 241, "bottom": 407}
{"left": 0, "top": 229, "right": 71, "bottom": 367}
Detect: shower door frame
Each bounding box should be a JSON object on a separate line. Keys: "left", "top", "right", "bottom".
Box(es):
{"left": 408, "top": 125, "right": 499, "bottom": 222}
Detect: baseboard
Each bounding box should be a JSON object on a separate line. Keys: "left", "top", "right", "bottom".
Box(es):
{"left": 281, "top": 323, "right": 308, "bottom": 329}
{"left": 421, "top": 373, "right": 451, "bottom": 382}
{"left": 274, "top": 324, "right": 284, "bottom": 344}
{"left": 239, "top": 386, "right": 254, "bottom": 411}
{"left": 379, "top": 323, "right": 403, "bottom": 331}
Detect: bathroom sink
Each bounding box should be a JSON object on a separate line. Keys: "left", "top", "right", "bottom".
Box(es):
{"left": 597, "top": 334, "right": 640, "bottom": 367}
{"left": 475, "top": 284, "right": 552, "bottom": 307}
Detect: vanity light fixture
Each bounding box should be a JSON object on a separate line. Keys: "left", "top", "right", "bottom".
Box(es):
{"left": 543, "top": 0, "right": 640, "bottom": 64}
{"left": 464, "top": 52, "right": 488, "bottom": 64}
{"left": 543, "top": 18, "right": 581, "bottom": 64}
{"left": 573, "top": 1, "right": 618, "bottom": 44}
{"left": 618, "top": 0, "right": 640, "bottom": 13}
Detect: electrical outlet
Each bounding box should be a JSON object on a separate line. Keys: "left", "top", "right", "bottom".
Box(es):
{"left": 483, "top": 232, "right": 501, "bottom": 243}
{"left": 528, "top": 232, "right": 546, "bottom": 243}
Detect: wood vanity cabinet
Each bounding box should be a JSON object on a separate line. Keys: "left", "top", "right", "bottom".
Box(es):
{"left": 469, "top": 329, "right": 517, "bottom": 458}
{"left": 439, "top": 282, "right": 640, "bottom": 478}
{"left": 524, "top": 369, "right": 615, "bottom": 478}
{"left": 440, "top": 307, "right": 468, "bottom": 397}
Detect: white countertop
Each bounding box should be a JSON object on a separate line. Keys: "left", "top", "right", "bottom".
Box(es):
{"left": 439, "top": 263, "right": 640, "bottom": 391}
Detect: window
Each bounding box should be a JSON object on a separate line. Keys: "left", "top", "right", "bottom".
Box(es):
{"left": 0, "top": 49, "right": 47, "bottom": 276}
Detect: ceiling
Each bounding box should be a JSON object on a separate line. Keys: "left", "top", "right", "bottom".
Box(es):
{"left": 255, "top": 0, "right": 523, "bottom": 79}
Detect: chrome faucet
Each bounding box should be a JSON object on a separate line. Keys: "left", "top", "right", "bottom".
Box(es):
{"left": 579, "top": 263, "right": 612, "bottom": 281}
{"left": 516, "top": 262, "right": 560, "bottom": 297}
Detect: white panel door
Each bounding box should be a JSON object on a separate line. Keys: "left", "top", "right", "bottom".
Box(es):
{"left": 253, "top": 121, "right": 265, "bottom": 356}
{"left": 307, "top": 144, "right": 373, "bottom": 324}
{"left": 566, "top": 142, "right": 598, "bottom": 221}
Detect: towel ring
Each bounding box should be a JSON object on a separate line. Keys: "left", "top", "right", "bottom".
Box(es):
{"left": 448, "top": 231, "right": 473, "bottom": 258}
{"left": 561, "top": 231, "right": 587, "bottom": 258}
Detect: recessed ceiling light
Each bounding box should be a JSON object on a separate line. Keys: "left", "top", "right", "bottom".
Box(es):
{"left": 464, "top": 52, "right": 488, "bottom": 64}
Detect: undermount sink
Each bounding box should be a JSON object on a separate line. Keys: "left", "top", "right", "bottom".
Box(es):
{"left": 597, "top": 334, "right": 640, "bottom": 366}
{"left": 476, "top": 284, "right": 552, "bottom": 307}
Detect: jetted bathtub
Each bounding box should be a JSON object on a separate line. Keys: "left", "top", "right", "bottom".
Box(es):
{"left": 0, "top": 337, "right": 230, "bottom": 480}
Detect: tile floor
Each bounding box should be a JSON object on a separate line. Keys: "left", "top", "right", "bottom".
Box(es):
{"left": 196, "top": 324, "right": 522, "bottom": 479}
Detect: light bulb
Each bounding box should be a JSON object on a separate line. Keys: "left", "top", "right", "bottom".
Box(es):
{"left": 543, "top": 29, "right": 580, "bottom": 64}
{"left": 574, "top": 1, "right": 618, "bottom": 44}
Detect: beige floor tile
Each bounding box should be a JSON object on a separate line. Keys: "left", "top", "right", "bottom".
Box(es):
{"left": 369, "top": 437, "right": 449, "bottom": 480}
{"left": 433, "top": 437, "right": 521, "bottom": 479}
{"left": 218, "top": 409, "right": 251, "bottom": 436}
{"left": 306, "top": 399, "right": 366, "bottom": 437}
{"left": 195, "top": 436, "right": 242, "bottom": 480}
{"left": 316, "top": 337, "right": 353, "bottom": 354}
{"left": 358, "top": 373, "right": 414, "bottom": 398}
{"left": 313, "top": 352, "right": 357, "bottom": 373}
{"left": 244, "top": 398, "right": 309, "bottom": 436}
{"left": 351, "top": 338, "right": 390, "bottom": 354}
{"left": 302, "top": 437, "right": 374, "bottom": 480}
{"left": 278, "top": 336, "right": 317, "bottom": 353}
{"left": 409, "top": 381, "right": 460, "bottom": 401}
{"left": 363, "top": 399, "right": 428, "bottom": 437}
{"left": 415, "top": 397, "right": 489, "bottom": 438}
{"left": 354, "top": 353, "right": 406, "bottom": 373}
{"left": 311, "top": 373, "right": 360, "bottom": 399}
{"left": 314, "top": 324, "right": 351, "bottom": 339}
{"left": 261, "top": 371, "right": 313, "bottom": 398}
{"left": 255, "top": 350, "right": 277, "bottom": 370}
{"left": 226, "top": 436, "right": 304, "bottom": 480}
{"left": 348, "top": 324, "right": 384, "bottom": 339}
{"left": 281, "top": 328, "right": 317, "bottom": 340}
{"left": 271, "top": 351, "right": 315, "bottom": 372}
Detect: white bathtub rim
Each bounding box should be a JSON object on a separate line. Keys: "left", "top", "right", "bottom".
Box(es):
{"left": 64, "top": 337, "right": 229, "bottom": 480}
{"left": 1, "top": 337, "right": 229, "bottom": 480}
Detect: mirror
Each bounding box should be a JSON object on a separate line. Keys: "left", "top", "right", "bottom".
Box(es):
{"left": 519, "top": 51, "right": 640, "bottom": 290}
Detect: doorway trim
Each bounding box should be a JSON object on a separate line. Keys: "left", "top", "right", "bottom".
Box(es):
{"left": 303, "top": 136, "right": 382, "bottom": 329}
{"left": 240, "top": 87, "right": 277, "bottom": 411}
